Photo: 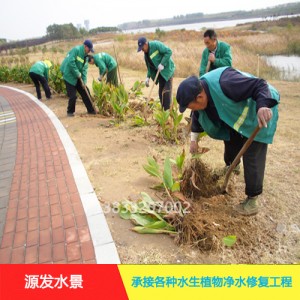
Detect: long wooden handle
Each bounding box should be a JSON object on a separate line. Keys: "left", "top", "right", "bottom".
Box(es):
{"left": 205, "top": 61, "right": 211, "bottom": 73}
{"left": 143, "top": 69, "right": 160, "bottom": 122}
{"left": 222, "top": 125, "right": 261, "bottom": 192}
{"left": 79, "top": 77, "right": 97, "bottom": 113}
{"left": 113, "top": 44, "right": 122, "bottom": 85}
{"left": 147, "top": 69, "right": 160, "bottom": 102}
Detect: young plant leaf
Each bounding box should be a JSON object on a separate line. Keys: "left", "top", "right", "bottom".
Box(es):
{"left": 131, "top": 226, "right": 177, "bottom": 234}
{"left": 171, "top": 181, "right": 181, "bottom": 192}
{"left": 119, "top": 208, "right": 131, "bottom": 220}
{"left": 223, "top": 235, "right": 237, "bottom": 247}
{"left": 130, "top": 213, "right": 158, "bottom": 226}
{"left": 163, "top": 157, "right": 174, "bottom": 190}
{"left": 144, "top": 220, "right": 169, "bottom": 229}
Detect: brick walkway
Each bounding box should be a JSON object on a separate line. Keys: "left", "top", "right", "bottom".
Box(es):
{"left": 0, "top": 86, "right": 119, "bottom": 264}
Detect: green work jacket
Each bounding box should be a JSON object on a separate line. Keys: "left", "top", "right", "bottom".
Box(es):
{"left": 144, "top": 41, "right": 175, "bottom": 82}
{"left": 93, "top": 53, "right": 117, "bottom": 76}
{"left": 60, "top": 45, "right": 88, "bottom": 86}
{"left": 199, "top": 40, "right": 232, "bottom": 77}
{"left": 198, "top": 67, "right": 280, "bottom": 144}
{"left": 29, "top": 61, "right": 50, "bottom": 81}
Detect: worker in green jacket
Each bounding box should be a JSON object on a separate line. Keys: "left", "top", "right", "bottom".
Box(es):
{"left": 188, "top": 29, "right": 233, "bottom": 126}
{"left": 60, "top": 40, "right": 96, "bottom": 116}
{"left": 176, "top": 67, "right": 280, "bottom": 216}
{"left": 137, "top": 37, "right": 175, "bottom": 110}
{"left": 88, "top": 53, "right": 118, "bottom": 86}
{"left": 29, "top": 60, "right": 52, "bottom": 100}
{"left": 199, "top": 29, "right": 232, "bottom": 77}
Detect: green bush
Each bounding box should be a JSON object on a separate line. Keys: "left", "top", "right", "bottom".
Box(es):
{"left": 49, "top": 63, "right": 66, "bottom": 94}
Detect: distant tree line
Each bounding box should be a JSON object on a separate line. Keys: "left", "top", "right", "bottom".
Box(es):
{"left": 46, "top": 23, "right": 82, "bottom": 40}
{"left": 0, "top": 23, "right": 120, "bottom": 52}
{"left": 119, "top": 2, "right": 300, "bottom": 30}
{"left": 89, "top": 26, "right": 120, "bottom": 34}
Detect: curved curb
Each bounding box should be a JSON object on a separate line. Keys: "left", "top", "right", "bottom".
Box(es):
{"left": 1, "top": 85, "right": 120, "bottom": 264}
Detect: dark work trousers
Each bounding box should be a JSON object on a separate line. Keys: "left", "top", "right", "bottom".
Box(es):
{"left": 29, "top": 72, "right": 51, "bottom": 100}
{"left": 106, "top": 67, "right": 119, "bottom": 86}
{"left": 224, "top": 128, "right": 268, "bottom": 197}
{"left": 158, "top": 75, "right": 173, "bottom": 111}
{"left": 65, "top": 80, "right": 95, "bottom": 114}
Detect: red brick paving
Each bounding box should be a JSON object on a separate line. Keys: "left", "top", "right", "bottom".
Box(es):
{"left": 0, "top": 87, "right": 96, "bottom": 264}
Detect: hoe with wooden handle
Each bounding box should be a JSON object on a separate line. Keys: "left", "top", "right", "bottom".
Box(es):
{"left": 143, "top": 69, "right": 160, "bottom": 121}
{"left": 205, "top": 60, "right": 211, "bottom": 73}
{"left": 221, "top": 125, "right": 261, "bottom": 193}
{"left": 79, "top": 77, "right": 97, "bottom": 114}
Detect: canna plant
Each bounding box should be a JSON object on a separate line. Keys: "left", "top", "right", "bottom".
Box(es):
{"left": 153, "top": 97, "right": 184, "bottom": 144}
{"left": 49, "top": 63, "right": 66, "bottom": 94}
{"left": 110, "top": 84, "right": 129, "bottom": 122}
{"left": 153, "top": 106, "right": 171, "bottom": 141}
{"left": 129, "top": 80, "right": 145, "bottom": 98}
{"left": 131, "top": 114, "right": 149, "bottom": 127}
{"left": 92, "top": 80, "right": 114, "bottom": 115}
{"left": 143, "top": 150, "right": 186, "bottom": 201}
{"left": 92, "top": 81, "right": 129, "bottom": 121}
{"left": 114, "top": 192, "right": 177, "bottom": 234}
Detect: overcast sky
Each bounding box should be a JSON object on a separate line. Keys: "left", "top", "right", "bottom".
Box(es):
{"left": 1, "top": 0, "right": 299, "bottom": 40}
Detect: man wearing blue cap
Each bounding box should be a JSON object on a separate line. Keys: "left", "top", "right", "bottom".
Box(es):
{"left": 137, "top": 37, "right": 175, "bottom": 110}
{"left": 60, "top": 40, "right": 96, "bottom": 116}
{"left": 176, "top": 67, "right": 280, "bottom": 216}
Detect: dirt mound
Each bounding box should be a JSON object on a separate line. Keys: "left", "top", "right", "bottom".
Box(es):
{"left": 173, "top": 194, "right": 278, "bottom": 260}
{"left": 175, "top": 158, "right": 278, "bottom": 261}
{"left": 181, "top": 158, "right": 221, "bottom": 198}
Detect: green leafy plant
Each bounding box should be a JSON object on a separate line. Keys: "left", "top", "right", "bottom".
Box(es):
{"left": 49, "top": 63, "right": 66, "bottom": 94}
{"left": 115, "top": 192, "right": 177, "bottom": 234}
{"left": 153, "top": 106, "right": 171, "bottom": 140}
{"left": 7, "top": 65, "right": 31, "bottom": 83}
{"left": 110, "top": 84, "right": 129, "bottom": 122}
{"left": 0, "top": 66, "right": 10, "bottom": 82}
{"left": 129, "top": 80, "right": 145, "bottom": 98}
{"left": 143, "top": 150, "right": 186, "bottom": 200}
{"left": 131, "top": 115, "right": 148, "bottom": 127}
{"left": 153, "top": 97, "right": 184, "bottom": 144}
{"left": 92, "top": 81, "right": 129, "bottom": 121}
{"left": 92, "top": 80, "right": 114, "bottom": 115}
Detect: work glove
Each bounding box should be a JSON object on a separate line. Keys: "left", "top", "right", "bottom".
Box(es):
{"left": 158, "top": 64, "right": 164, "bottom": 71}
{"left": 145, "top": 77, "right": 150, "bottom": 87}
{"left": 98, "top": 76, "right": 102, "bottom": 82}
{"left": 77, "top": 73, "right": 81, "bottom": 78}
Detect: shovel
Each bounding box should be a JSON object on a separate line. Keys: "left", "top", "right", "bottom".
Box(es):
{"left": 143, "top": 69, "right": 160, "bottom": 121}
{"left": 79, "top": 77, "right": 97, "bottom": 114}
{"left": 221, "top": 125, "right": 261, "bottom": 193}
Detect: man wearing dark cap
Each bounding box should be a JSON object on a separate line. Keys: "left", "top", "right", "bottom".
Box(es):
{"left": 176, "top": 66, "right": 280, "bottom": 216}
{"left": 137, "top": 37, "right": 175, "bottom": 110}
{"left": 60, "top": 39, "right": 96, "bottom": 116}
